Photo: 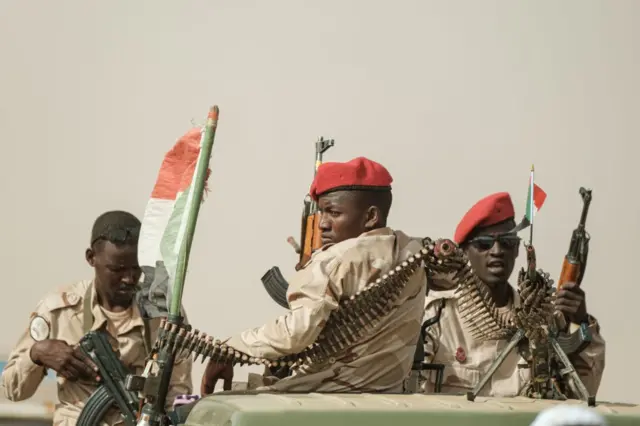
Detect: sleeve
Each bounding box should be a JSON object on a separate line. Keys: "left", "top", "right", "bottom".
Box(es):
{"left": 225, "top": 254, "right": 342, "bottom": 359}
{"left": 1, "top": 302, "right": 52, "bottom": 401}
{"left": 567, "top": 315, "right": 606, "bottom": 396}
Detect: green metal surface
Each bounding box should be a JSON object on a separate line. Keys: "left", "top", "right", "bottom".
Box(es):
{"left": 182, "top": 393, "right": 640, "bottom": 426}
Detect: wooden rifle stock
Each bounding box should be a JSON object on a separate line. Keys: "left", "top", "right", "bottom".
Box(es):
{"left": 556, "top": 187, "right": 592, "bottom": 292}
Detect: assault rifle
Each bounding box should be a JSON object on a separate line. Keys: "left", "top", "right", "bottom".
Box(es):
{"left": 76, "top": 330, "right": 140, "bottom": 426}
{"left": 555, "top": 187, "right": 593, "bottom": 354}
{"left": 260, "top": 137, "right": 335, "bottom": 308}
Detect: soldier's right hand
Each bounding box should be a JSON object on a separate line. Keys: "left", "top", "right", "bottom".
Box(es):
{"left": 29, "top": 339, "right": 100, "bottom": 382}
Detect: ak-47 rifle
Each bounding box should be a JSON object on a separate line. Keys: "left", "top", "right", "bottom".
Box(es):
{"left": 555, "top": 187, "right": 593, "bottom": 354}
{"left": 260, "top": 137, "right": 335, "bottom": 309}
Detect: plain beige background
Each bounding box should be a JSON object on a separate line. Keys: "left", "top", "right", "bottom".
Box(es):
{"left": 0, "top": 0, "right": 637, "bottom": 404}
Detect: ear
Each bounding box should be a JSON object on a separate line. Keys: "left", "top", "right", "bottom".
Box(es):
{"left": 514, "top": 243, "right": 520, "bottom": 259}
{"left": 363, "top": 206, "right": 380, "bottom": 229}
{"left": 86, "top": 247, "right": 96, "bottom": 267}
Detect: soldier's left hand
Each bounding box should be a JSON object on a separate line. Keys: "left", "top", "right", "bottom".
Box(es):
{"left": 555, "top": 282, "right": 588, "bottom": 324}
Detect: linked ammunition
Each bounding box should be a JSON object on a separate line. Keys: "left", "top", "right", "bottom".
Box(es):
{"left": 150, "top": 237, "right": 464, "bottom": 371}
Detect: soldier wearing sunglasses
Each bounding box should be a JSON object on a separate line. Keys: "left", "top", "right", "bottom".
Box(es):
{"left": 419, "top": 192, "right": 605, "bottom": 398}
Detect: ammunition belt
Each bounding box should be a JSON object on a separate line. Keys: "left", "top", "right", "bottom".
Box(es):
{"left": 453, "top": 259, "right": 556, "bottom": 343}
{"left": 455, "top": 271, "right": 516, "bottom": 342}
{"left": 151, "top": 237, "right": 466, "bottom": 370}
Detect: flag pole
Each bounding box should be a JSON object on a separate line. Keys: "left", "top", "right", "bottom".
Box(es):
{"left": 169, "top": 106, "right": 219, "bottom": 319}
{"left": 529, "top": 164, "right": 534, "bottom": 246}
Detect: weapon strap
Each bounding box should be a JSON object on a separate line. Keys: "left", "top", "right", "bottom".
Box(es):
{"left": 421, "top": 298, "right": 446, "bottom": 338}
{"left": 82, "top": 283, "right": 151, "bottom": 355}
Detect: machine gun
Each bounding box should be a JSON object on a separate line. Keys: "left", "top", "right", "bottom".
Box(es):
{"left": 465, "top": 240, "right": 595, "bottom": 407}
{"left": 76, "top": 106, "right": 220, "bottom": 426}
{"left": 555, "top": 187, "right": 593, "bottom": 354}
{"left": 260, "top": 137, "right": 335, "bottom": 309}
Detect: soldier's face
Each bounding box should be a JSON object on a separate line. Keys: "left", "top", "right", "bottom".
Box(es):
{"left": 463, "top": 219, "right": 520, "bottom": 287}
{"left": 317, "top": 191, "right": 376, "bottom": 246}
{"left": 86, "top": 241, "right": 142, "bottom": 308}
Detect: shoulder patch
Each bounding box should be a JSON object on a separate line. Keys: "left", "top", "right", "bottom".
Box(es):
{"left": 43, "top": 290, "right": 82, "bottom": 312}
{"left": 29, "top": 316, "right": 51, "bottom": 341}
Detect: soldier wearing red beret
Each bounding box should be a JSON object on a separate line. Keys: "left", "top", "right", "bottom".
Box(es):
{"left": 201, "top": 157, "right": 427, "bottom": 394}
{"left": 419, "top": 192, "right": 605, "bottom": 398}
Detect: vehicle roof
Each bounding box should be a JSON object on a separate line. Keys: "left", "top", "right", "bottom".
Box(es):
{"left": 183, "top": 393, "right": 640, "bottom": 426}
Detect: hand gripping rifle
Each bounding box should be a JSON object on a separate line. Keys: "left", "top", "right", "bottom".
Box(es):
{"left": 76, "top": 106, "right": 220, "bottom": 426}
{"left": 260, "top": 137, "right": 335, "bottom": 309}
{"left": 554, "top": 187, "right": 593, "bottom": 355}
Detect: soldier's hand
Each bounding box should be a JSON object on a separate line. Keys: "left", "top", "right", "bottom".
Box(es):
{"left": 555, "top": 282, "right": 588, "bottom": 324}
{"left": 201, "top": 360, "right": 234, "bottom": 395}
{"left": 30, "top": 339, "right": 100, "bottom": 382}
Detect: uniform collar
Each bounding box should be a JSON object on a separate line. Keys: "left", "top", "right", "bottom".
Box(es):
{"left": 319, "top": 227, "right": 394, "bottom": 252}
{"left": 361, "top": 227, "right": 394, "bottom": 237}
{"left": 88, "top": 281, "right": 145, "bottom": 335}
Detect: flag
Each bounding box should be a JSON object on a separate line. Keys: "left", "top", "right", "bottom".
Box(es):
{"left": 511, "top": 166, "right": 547, "bottom": 234}
{"left": 525, "top": 182, "right": 547, "bottom": 222}
{"left": 136, "top": 127, "right": 212, "bottom": 318}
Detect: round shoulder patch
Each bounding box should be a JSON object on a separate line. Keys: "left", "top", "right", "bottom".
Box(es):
{"left": 29, "top": 316, "right": 51, "bottom": 342}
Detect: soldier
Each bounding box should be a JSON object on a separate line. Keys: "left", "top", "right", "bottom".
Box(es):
{"left": 201, "top": 156, "right": 427, "bottom": 394}
{"left": 1, "top": 210, "right": 193, "bottom": 425}
{"left": 421, "top": 192, "right": 605, "bottom": 396}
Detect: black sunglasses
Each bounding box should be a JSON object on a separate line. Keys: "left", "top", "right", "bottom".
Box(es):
{"left": 91, "top": 228, "right": 140, "bottom": 247}
{"left": 468, "top": 233, "right": 521, "bottom": 251}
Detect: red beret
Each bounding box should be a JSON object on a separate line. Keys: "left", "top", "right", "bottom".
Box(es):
{"left": 454, "top": 192, "right": 515, "bottom": 244}
{"left": 309, "top": 157, "right": 393, "bottom": 201}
